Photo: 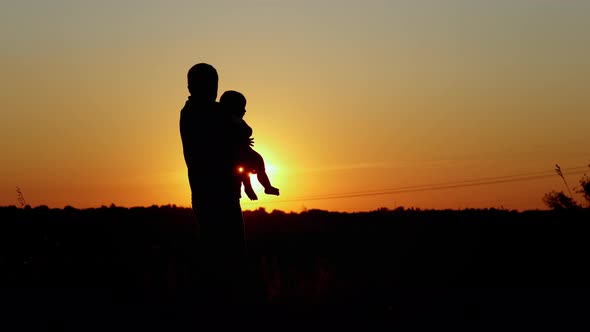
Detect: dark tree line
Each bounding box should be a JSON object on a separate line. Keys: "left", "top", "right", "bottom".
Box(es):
{"left": 1, "top": 205, "right": 589, "bottom": 330}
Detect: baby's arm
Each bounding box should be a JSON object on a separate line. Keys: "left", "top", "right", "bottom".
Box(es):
{"left": 240, "top": 119, "right": 255, "bottom": 146}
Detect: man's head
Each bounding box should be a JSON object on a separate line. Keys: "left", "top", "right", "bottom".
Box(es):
{"left": 187, "top": 63, "right": 218, "bottom": 101}
{"left": 219, "top": 90, "right": 247, "bottom": 118}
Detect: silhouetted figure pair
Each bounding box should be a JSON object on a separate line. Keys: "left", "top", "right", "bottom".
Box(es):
{"left": 179, "top": 63, "right": 279, "bottom": 312}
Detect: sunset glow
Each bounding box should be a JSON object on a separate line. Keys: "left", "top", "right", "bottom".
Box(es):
{"left": 1, "top": 1, "right": 589, "bottom": 212}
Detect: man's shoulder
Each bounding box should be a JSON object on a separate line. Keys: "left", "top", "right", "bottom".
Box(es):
{"left": 181, "top": 99, "right": 221, "bottom": 118}
{"left": 180, "top": 100, "right": 226, "bottom": 139}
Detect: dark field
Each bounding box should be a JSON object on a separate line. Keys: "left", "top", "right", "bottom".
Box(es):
{"left": 1, "top": 205, "right": 589, "bottom": 330}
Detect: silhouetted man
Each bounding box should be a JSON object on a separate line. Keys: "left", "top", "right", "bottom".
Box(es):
{"left": 179, "top": 63, "right": 246, "bottom": 306}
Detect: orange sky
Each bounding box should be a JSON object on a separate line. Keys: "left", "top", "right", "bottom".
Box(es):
{"left": 1, "top": 1, "right": 589, "bottom": 212}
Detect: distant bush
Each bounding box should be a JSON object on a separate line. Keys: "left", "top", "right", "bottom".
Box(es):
{"left": 577, "top": 169, "right": 590, "bottom": 205}
{"left": 542, "top": 190, "right": 581, "bottom": 210}
{"left": 543, "top": 164, "right": 590, "bottom": 210}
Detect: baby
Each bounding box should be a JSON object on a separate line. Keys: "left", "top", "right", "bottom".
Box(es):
{"left": 219, "top": 90, "right": 280, "bottom": 200}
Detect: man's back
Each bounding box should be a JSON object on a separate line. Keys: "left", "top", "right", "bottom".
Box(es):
{"left": 180, "top": 97, "right": 241, "bottom": 202}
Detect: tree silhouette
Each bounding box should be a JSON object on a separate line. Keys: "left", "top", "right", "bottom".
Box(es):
{"left": 542, "top": 190, "right": 581, "bottom": 210}
{"left": 575, "top": 167, "right": 590, "bottom": 206}
{"left": 543, "top": 164, "right": 590, "bottom": 210}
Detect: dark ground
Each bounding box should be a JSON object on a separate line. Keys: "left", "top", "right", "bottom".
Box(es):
{"left": 1, "top": 205, "right": 589, "bottom": 330}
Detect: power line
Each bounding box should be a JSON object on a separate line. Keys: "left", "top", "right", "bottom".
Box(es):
{"left": 287, "top": 167, "right": 584, "bottom": 200}
{"left": 243, "top": 165, "right": 588, "bottom": 205}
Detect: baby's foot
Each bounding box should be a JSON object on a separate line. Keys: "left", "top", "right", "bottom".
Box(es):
{"left": 245, "top": 188, "right": 258, "bottom": 201}
{"left": 264, "top": 186, "right": 280, "bottom": 196}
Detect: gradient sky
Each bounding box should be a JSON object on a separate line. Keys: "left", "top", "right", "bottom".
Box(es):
{"left": 1, "top": 0, "right": 589, "bottom": 212}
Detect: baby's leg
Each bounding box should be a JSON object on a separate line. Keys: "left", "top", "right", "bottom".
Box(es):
{"left": 248, "top": 147, "right": 279, "bottom": 195}
{"left": 257, "top": 171, "right": 279, "bottom": 196}
{"left": 242, "top": 175, "right": 258, "bottom": 200}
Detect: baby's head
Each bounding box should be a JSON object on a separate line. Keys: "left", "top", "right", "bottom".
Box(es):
{"left": 220, "top": 90, "right": 247, "bottom": 118}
